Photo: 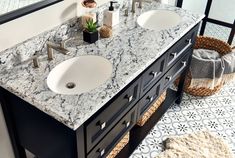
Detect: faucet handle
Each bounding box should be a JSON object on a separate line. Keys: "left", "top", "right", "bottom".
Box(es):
{"left": 31, "top": 55, "right": 40, "bottom": 68}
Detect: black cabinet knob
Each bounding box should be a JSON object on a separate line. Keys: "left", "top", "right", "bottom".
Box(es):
{"left": 123, "top": 120, "right": 130, "bottom": 128}
{"left": 166, "top": 76, "right": 172, "bottom": 81}
{"left": 150, "top": 71, "right": 158, "bottom": 78}
{"left": 181, "top": 61, "right": 187, "bottom": 66}
{"left": 185, "top": 38, "right": 192, "bottom": 44}
{"left": 125, "top": 95, "right": 133, "bottom": 102}
{"left": 97, "top": 148, "right": 105, "bottom": 156}
{"left": 97, "top": 121, "right": 106, "bottom": 130}
{"left": 147, "top": 96, "right": 154, "bottom": 102}
{"left": 170, "top": 52, "right": 177, "bottom": 58}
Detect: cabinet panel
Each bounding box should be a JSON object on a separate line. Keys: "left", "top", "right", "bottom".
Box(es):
{"left": 166, "top": 25, "right": 198, "bottom": 68}
{"left": 138, "top": 79, "right": 163, "bottom": 118}
{"left": 163, "top": 52, "right": 191, "bottom": 89}
{"left": 86, "top": 79, "right": 140, "bottom": 152}
{"left": 140, "top": 55, "right": 166, "bottom": 96}
{"left": 87, "top": 107, "right": 137, "bottom": 158}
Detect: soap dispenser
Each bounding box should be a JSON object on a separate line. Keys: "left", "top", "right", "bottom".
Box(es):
{"left": 103, "top": 1, "right": 119, "bottom": 27}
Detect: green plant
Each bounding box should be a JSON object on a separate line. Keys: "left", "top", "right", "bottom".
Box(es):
{"left": 85, "top": 19, "right": 97, "bottom": 33}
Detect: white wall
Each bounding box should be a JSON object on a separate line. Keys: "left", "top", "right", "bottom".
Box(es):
{"left": 0, "top": 0, "right": 110, "bottom": 52}
{"left": 0, "top": 1, "right": 110, "bottom": 158}
{"left": 0, "top": 0, "right": 77, "bottom": 52}
{"left": 0, "top": 106, "right": 14, "bottom": 158}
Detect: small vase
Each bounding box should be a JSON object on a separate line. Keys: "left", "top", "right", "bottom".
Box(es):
{"left": 83, "top": 30, "right": 98, "bottom": 43}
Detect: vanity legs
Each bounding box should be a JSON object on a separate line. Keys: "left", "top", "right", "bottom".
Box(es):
{"left": 0, "top": 87, "right": 82, "bottom": 158}
{"left": 175, "top": 49, "right": 193, "bottom": 104}
{"left": 0, "top": 91, "right": 27, "bottom": 158}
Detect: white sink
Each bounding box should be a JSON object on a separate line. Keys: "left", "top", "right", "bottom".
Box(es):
{"left": 47, "top": 55, "right": 112, "bottom": 95}
{"left": 137, "top": 10, "right": 181, "bottom": 31}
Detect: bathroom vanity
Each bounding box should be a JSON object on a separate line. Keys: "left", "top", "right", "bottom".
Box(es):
{"left": 0, "top": 2, "right": 204, "bottom": 158}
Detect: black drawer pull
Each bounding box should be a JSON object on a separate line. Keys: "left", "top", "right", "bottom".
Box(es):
{"left": 97, "top": 148, "right": 105, "bottom": 156}
{"left": 170, "top": 52, "right": 177, "bottom": 58}
{"left": 125, "top": 95, "right": 133, "bottom": 102}
{"left": 147, "top": 96, "right": 154, "bottom": 102}
{"left": 97, "top": 121, "right": 106, "bottom": 130}
{"left": 123, "top": 121, "right": 130, "bottom": 128}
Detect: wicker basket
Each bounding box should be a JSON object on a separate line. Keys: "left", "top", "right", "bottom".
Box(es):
{"left": 180, "top": 36, "right": 233, "bottom": 97}
{"left": 106, "top": 132, "right": 129, "bottom": 158}
{"left": 137, "top": 91, "right": 167, "bottom": 127}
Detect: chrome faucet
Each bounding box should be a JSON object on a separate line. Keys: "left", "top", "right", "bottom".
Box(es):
{"left": 131, "top": 0, "right": 151, "bottom": 13}
{"left": 47, "top": 41, "right": 69, "bottom": 60}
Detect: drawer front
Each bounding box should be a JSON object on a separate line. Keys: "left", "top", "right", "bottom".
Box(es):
{"left": 138, "top": 79, "right": 163, "bottom": 118}
{"left": 86, "top": 78, "right": 140, "bottom": 152}
{"left": 163, "top": 51, "right": 191, "bottom": 89}
{"left": 140, "top": 54, "right": 166, "bottom": 96}
{"left": 87, "top": 107, "right": 137, "bottom": 158}
{"left": 166, "top": 25, "right": 198, "bottom": 68}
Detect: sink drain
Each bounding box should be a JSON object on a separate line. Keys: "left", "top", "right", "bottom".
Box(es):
{"left": 66, "top": 82, "right": 76, "bottom": 89}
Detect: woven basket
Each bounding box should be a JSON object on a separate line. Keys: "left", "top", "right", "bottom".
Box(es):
{"left": 106, "top": 132, "right": 129, "bottom": 158}
{"left": 137, "top": 91, "right": 167, "bottom": 127}
{"left": 181, "top": 36, "right": 233, "bottom": 96}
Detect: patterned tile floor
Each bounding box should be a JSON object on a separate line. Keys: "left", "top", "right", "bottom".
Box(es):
{"left": 130, "top": 81, "right": 235, "bottom": 158}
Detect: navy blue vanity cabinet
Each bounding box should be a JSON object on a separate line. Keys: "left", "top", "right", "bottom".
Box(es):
{"left": 165, "top": 26, "right": 198, "bottom": 69}
{"left": 87, "top": 107, "right": 137, "bottom": 158}
{"left": 0, "top": 88, "right": 83, "bottom": 158}
{"left": 85, "top": 77, "right": 140, "bottom": 152}
{"left": 0, "top": 23, "right": 200, "bottom": 158}
{"left": 140, "top": 54, "right": 166, "bottom": 96}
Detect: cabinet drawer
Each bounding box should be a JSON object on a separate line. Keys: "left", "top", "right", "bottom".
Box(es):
{"left": 87, "top": 107, "right": 136, "bottom": 158}
{"left": 138, "top": 79, "right": 163, "bottom": 117}
{"left": 86, "top": 78, "right": 140, "bottom": 152}
{"left": 163, "top": 52, "right": 191, "bottom": 89}
{"left": 140, "top": 54, "right": 166, "bottom": 96}
{"left": 166, "top": 25, "right": 198, "bottom": 68}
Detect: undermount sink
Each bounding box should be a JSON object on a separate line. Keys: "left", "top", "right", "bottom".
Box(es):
{"left": 47, "top": 55, "right": 112, "bottom": 95}
{"left": 137, "top": 10, "right": 181, "bottom": 31}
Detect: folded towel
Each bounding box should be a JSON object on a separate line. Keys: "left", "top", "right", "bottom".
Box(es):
{"left": 190, "top": 49, "right": 225, "bottom": 89}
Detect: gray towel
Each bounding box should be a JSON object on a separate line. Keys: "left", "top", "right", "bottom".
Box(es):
{"left": 222, "top": 50, "right": 235, "bottom": 83}
{"left": 222, "top": 50, "right": 235, "bottom": 74}
{"left": 190, "top": 49, "right": 225, "bottom": 89}
{"left": 190, "top": 48, "right": 235, "bottom": 89}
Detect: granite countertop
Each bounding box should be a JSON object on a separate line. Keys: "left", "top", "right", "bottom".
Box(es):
{"left": 0, "top": 2, "right": 204, "bottom": 130}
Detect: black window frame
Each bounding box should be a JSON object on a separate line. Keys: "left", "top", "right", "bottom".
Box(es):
{"left": 176, "top": 0, "right": 235, "bottom": 45}
{"left": 0, "top": 0, "right": 63, "bottom": 25}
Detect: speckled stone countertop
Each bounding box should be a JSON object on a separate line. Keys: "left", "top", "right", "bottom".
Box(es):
{"left": 0, "top": 2, "right": 204, "bottom": 130}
